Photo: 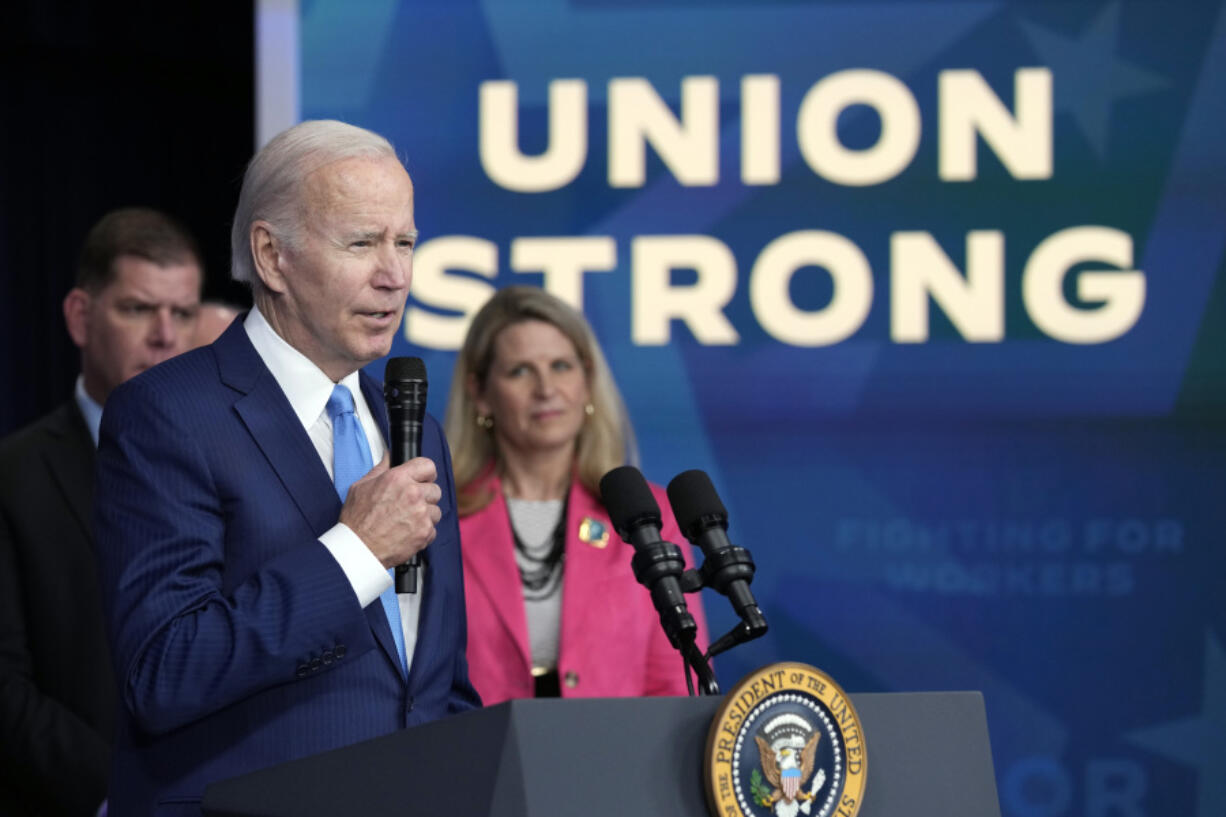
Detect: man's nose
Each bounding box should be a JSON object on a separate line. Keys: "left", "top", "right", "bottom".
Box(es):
{"left": 373, "top": 243, "right": 411, "bottom": 289}
{"left": 148, "top": 309, "right": 178, "bottom": 347}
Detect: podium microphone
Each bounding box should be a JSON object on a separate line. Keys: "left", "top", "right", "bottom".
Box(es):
{"left": 599, "top": 466, "right": 697, "bottom": 651}
{"left": 667, "top": 469, "right": 768, "bottom": 658}
{"left": 385, "top": 356, "right": 427, "bottom": 593}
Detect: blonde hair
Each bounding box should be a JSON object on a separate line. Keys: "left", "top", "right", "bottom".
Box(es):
{"left": 445, "top": 286, "right": 637, "bottom": 515}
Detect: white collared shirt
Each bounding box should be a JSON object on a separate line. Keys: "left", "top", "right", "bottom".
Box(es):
{"left": 74, "top": 375, "right": 104, "bottom": 447}
{"left": 244, "top": 306, "right": 420, "bottom": 675}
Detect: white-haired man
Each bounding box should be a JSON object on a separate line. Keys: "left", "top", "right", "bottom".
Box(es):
{"left": 93, "top": 120, "right": 481, "bottom": 815}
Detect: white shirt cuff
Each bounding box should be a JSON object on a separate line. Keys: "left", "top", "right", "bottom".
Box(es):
{"left": 319, "top": 523, "right": 392, "bottom": 608}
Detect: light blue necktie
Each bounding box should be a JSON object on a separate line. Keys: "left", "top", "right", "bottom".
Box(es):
{"left": 327, "top": 384, "right": 407, "bottom": 673}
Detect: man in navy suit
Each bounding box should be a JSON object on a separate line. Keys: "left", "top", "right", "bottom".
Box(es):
{"left": 93, "top": 120, "right": 482, "bottom": 816}
{"left": 1, "top": 207, "right": 203, "bottom": 816}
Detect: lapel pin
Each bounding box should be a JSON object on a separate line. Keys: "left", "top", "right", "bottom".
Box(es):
{"left": 578, "top": 516, "right": 610, "bottom": 549}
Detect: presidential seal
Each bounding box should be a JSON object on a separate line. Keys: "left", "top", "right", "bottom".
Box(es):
{"left": 705, "top": 663, "right": 867, "bottom": 817}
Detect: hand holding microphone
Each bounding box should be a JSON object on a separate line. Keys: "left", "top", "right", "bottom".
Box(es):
{"left": 385, "top": 357, "right": 430, "bottom": 592}
{"left": 339, "top": 355, "right": 439, "bottom": 583}
{"left": 339, "top": 453, "right": 440, "bottom": 570}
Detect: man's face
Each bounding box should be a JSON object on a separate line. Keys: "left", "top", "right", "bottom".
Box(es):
{"left": 191, "top": 303, "right": 240, "bottom": 349}
{"left": 66, "top": 255, "right": 203, "bottom": 403}
{"left": 267, "top": 154, "right": 416, "bottom": 381}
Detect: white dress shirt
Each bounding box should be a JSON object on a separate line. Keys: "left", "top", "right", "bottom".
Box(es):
{"left": 74, "top": 375, "right": 103, "bottom": 446}
{"left": 244, "top": 306, "right": 421, "bottom": 674}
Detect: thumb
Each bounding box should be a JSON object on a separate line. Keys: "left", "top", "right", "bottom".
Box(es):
{"left": 357, "top": 452, "right": 390, "bottom": 482}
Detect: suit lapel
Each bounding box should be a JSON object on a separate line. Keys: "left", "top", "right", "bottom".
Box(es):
{"left": 39, "top": 401, "right": 95, "bottom": 539}
{"left": 218, "top": 332, "right": 339, "bottom": 537}
{"left": 358, "top": 372, "right": 387, "bottom": 437}
{"left": 559, "top": 482, "right": 621, "bottom": 654}
{"left": 464, "top": 476, "right": 533, "bottom": 671}
{"left": 405, "top": 556, "right": 443, "bottom": 687}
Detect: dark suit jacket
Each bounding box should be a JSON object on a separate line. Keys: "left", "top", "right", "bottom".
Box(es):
{"left": 93, "top": 319, "right": 481, "bottom": 816}
{"left": 0, "top": 400, "right": 115, "bottom": 816}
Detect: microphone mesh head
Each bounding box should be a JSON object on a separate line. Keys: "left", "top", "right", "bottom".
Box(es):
{"left": 385, "top": 356, "right": 427, "bottom": 384}
{"left": 666, "top": 469, "right": 728, "bottom": 536}
{"left": 600, "top": 466, "right": 661, "bottom": 535}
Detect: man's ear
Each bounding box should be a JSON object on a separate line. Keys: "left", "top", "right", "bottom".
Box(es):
{"left": 250, "top": 221, "right": 289, "bottom": 294}
{"left": 62, "top": 288, "right": 91, "bottom": 349}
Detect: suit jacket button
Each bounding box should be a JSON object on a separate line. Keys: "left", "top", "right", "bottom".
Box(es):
{"left": 563, "top": 670, "right": 579, "bottom": 689}
{"left": 322, "top": 650, "right": 335, "bottom": 665}
{"left": 335, "top": 644, "right": 347, "bottom": 659}
{"left": 310, "top": 658, "right": 323, "bottom": 672}
{"left": 295, "top": 664, "right": 309, "bottom": 679}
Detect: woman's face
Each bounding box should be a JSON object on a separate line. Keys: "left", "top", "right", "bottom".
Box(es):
{"left": 474, "top": 319, "right": 591, "bottom": 460}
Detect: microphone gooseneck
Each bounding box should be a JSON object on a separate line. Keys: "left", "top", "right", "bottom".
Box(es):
{"left": 384, "top": 356, "right": 428, "bottom": 593}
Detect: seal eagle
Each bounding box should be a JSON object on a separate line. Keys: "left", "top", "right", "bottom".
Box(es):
{"left": 756, "top": 730, "right": 820, "bottom": 805}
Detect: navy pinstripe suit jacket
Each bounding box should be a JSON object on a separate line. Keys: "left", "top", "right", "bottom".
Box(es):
{"left": 93, "top": 318, "right": 480, "bottom": 816}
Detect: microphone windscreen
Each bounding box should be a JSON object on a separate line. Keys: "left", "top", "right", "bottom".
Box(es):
{"left": 600, "top": 465, "right": 661, "bottom": 535}
{"left": 385, "top": 356, "right": 427, "bottom": 384}
{"left": 666, "top": 469, "right": 728, "bottom": 537}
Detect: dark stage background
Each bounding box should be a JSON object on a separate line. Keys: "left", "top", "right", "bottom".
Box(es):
{"left": 0, "top": 1, "right": 255, "bottom": 435}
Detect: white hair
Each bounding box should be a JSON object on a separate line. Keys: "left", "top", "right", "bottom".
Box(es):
{"left": 230, "top": 119, "right": 398, "bottom": 285}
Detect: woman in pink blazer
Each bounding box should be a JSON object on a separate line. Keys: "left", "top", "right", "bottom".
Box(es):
{"left": 445, "top": 286, "right": 708, "bottom": 705}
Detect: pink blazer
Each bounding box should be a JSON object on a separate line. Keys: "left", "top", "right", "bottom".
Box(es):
{"left": 459, "top": 472, "right": 709, "bottom": 705}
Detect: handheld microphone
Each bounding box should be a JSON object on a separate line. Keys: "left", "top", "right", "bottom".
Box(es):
{"left": 599, "top": 465, "right": 697, "bottom": 651}
{"left": 667, "top": 469, "right": 767, "bottom": 657}
{"left": 384, "top": 356, "right": 427, "bottom": 593}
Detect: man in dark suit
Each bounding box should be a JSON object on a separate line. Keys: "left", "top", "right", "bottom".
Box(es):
{"left": 92, "top": 120, "right": 482, "bottom": 816}
{"left": 0, "top": 208, "right": 204, "bottom": 816}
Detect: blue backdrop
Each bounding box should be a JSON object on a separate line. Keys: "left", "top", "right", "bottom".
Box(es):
{"left": 276, "top": 1, "right": 1226, "bottom": 814}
